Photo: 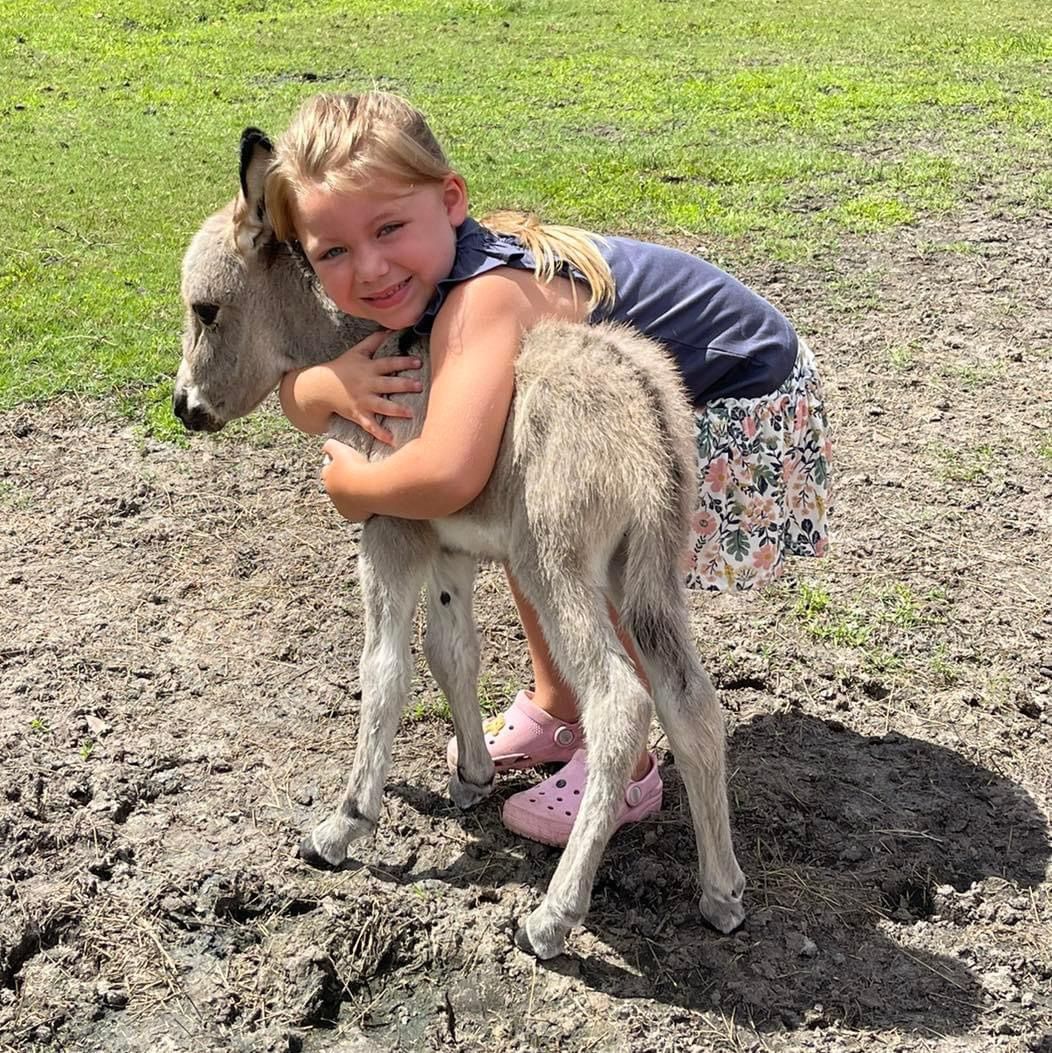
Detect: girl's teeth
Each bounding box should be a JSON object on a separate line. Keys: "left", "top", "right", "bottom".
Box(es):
{"left": 373, "top": 279, "right": 406, "bottom": 301}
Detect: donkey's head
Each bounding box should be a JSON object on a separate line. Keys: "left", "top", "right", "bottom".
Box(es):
{"left": 173, "top": 129, "right": 371, "bottom": 432}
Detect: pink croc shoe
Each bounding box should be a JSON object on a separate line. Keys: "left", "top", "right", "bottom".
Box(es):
{"left": 501, "top": 750, "right": 663, "bottom": 847}
{"left": 445, "top": 691, "right": 583, "bottom": 774}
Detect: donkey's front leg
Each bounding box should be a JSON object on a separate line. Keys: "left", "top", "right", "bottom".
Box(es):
{"left": 299, "top": 522, "right": 430, "bottom": 868}
{"left": 422, "top": 551, "right": 494, "bottom": 810}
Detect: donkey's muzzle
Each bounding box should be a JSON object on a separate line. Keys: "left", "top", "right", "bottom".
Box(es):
{"left": 172, "top": 386, "right": 224, "bottom": 433}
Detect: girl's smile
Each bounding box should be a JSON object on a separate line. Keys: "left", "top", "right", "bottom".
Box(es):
{"left": 362, "top": 276, "right": 412, "bottom": 309}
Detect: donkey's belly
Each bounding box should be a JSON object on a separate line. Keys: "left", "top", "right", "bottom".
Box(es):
{"left": 431, "top": 515, "right": 509, "bottom": 562}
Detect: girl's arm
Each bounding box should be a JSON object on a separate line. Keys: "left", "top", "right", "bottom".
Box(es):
{"left": 279, "top": 329, "right": 423, "bottom": 444}
{"left": 320, "top": 268, "right": 552, "bottom": 521}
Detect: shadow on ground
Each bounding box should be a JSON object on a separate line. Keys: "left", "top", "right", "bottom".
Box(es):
{"left": 369, "top": 711, "right": 1049, "bottom": 1035}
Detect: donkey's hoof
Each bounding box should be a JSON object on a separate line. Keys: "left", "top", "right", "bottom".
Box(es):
{"left": 701, "top": 885, "right": 746, "bottom": 934}
{"left": 296, "top": 835, "right": 340, "bottom": 871}
{"left": 513, "top": 925, "right": 538, "bottom": 956}
{"left": 448, "top": 768, "right": 494, "bottom": 811}
{"left": 513, "top": 914, "right": 566, "bottom": 960}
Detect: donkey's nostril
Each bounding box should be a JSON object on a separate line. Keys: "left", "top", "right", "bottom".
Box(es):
{"left": 172, "top": 385, "right": 224, "bottom": 433}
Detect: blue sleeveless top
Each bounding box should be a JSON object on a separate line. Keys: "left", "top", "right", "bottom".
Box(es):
{"left": 412, "top": 217, "right": 798, "bottom": 404}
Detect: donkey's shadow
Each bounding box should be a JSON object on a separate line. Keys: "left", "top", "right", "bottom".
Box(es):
{"left": 375, "top": 712, "right": 1049, "bottom": 1035}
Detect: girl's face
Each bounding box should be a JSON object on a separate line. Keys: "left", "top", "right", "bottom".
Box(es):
{"left": 293, "top": 173, "right": 469, "bottom": 330}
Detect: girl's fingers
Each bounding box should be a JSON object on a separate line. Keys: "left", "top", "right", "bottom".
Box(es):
{"left": 377, "top": 375, "right": 424, "bottom": 395}
{"left": 351, "top": 329, "right": 393, "bottom": 356}
{"left": 356, "top": 414, "right": 394, "bottom": 445}
{"left": 372, "top": 397, "right": 414, "bottom": 420}
{"left": 373, "top": 355, "right": 423, "bottom": 374}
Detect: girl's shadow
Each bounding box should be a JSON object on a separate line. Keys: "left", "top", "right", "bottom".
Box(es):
{"left": 374, "top": 711, "right": 1049, "bottom": 1035}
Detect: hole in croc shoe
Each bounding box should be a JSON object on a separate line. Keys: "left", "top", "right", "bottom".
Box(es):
{"left": 565, "top": 811, "right": 571, "bottom": 816}
{"left": 556, "top": 797, "right": 562, "bottom": 802}
{"left": 555, "top": 779, "right": 567, "bottom": 788}
{"left": 528, "top": 797, "right": 536, "bottom": 803}
{"left": 573, "top": 789, "right": 580, "bottom": 795}
{"left": 547, "top": 806, "right": 553, "bottom": 810}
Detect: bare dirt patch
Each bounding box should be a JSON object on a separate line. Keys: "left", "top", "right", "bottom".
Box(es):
{"left": 1, "top": 199, "right": 1050, "bottom": 1052}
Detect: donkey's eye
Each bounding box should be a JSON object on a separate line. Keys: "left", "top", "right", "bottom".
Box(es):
{"left": 193, "top": 302, "right": 220, "bottom": 327}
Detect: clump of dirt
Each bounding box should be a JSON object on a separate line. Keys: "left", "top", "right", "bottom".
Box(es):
{"left": 1, "top": 197, "right": 1049, "bottom": 1052}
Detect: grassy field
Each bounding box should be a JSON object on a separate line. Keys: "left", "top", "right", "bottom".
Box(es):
{"left": 1, "top": 0, "right": 1050, "bottom": 420}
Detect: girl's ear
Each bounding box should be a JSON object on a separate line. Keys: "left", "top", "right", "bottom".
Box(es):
{"left": 442, "top": 173, "right": 469, "bottom": 226}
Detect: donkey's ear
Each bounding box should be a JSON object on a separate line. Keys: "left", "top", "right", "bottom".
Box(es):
{"left": 234, "top": 127, "right": 274, "bottom": 254}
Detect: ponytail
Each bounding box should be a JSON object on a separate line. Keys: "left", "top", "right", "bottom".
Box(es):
{"left": 481, "top": 210, "right": 616, "bottom": 312}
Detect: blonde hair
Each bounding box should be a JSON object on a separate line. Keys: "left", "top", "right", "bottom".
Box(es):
{"left": 264, "top": 91, "right": 615, "bottom": 311}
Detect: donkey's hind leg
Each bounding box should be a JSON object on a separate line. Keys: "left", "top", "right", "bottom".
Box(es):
{"left": 613, "top": 566, "right": 746, "bottom": 933}
{"left": 299, "top": 520, "right": 431, "bottom": 869}
{"left": 506, "top": 557, "right": 652, "bottom": 960}
{"left": 422, "top": 550, "right": 495, "bottom": 810}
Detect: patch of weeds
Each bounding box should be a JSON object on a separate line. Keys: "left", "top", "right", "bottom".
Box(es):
{"left": 929, "top": 644, "right": 961, "bottom": 686}
{"left": 991, "top": 296, "right": 1024, "bottom": 320}
{"left": 29, "top": 716, "right": 50, "bottom": 735}
{"left": 404, "top": 693, "right": 452, "bottom": 724}
{"left": 405, "top": 672, "right": 516, "bottom": 725}
{"left": 978, "top": 672, "right": 1014, "bottom": 712}
{"left": 1039, "top": 435, "right": 1052, "bottom": 464}
{"left": 792, "top": 582, "right": 871, "bottom": 646}
{"left": 933, "top": 442, "right": 993, "bottom": 482}
{"left": 946, "top": 361, "right": 1002, "bottom": 390}
{"left": 0, "top": 480, "right": 30, "bottom": 510}
{"left": 886, "top": 340, "right": 918, "bottom": 371}
{"left": 824, "top": 268, "right": 884, "bottom": 315}
{"left": 863, "top": 648, "right": 906, "bottom": 675}
{"left": 477, "top": 671, "right": 518, "bottom": 718}
{"left": 878, "top": 582, "right": 923, "bottom": 628}
{"left": 830, "top": 193, "right": 915, "bottom": 233}
{"left": 118, "top": 379, "right": 190, "bottom": 447}
{"left": 855, "top": 585, "right": 953, "bottom": 676}
{"left": 80, "top": 739, "right": 95, "bottom": 761}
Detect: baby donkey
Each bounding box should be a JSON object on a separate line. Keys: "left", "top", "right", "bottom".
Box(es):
{"left": 173, "top": 130, "right": 746, "bottom": 959}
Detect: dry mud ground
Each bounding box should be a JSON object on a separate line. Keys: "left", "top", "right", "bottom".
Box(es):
{"left": 2, "top": 197, "right": 1051, "bottom": 1053}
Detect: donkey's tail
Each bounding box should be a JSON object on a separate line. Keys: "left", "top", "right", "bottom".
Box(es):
{"left": 614, "top": 337, "right": 698, "bottom": 664}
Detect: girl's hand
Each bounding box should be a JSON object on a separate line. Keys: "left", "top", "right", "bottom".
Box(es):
{"left": 280, "top": 329, "right": 423, "bottom": 444}
{"left": 320, "top": 439, "right": 373, "bottom": 523}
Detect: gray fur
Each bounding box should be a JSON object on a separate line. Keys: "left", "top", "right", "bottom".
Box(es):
{"left": 173, "top": 135, "right": 746, "bottom": 959}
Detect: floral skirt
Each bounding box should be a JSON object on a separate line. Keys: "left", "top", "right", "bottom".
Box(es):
{"left": 682, "top": 340, "right": 832, "bottom": 592}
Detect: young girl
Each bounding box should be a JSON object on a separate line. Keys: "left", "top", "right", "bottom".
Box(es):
{"left": 269, "top": 91, "right": 831, "bottom": 848}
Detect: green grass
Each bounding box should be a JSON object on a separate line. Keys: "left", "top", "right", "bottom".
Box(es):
{"left": 782, "top": 575, "right": 970, "bottom": 695}
{"left": 0, "top": 479, "right": 30, "bottom": 510}
{"left": 2, "top": 0, "right": 1051, "bottom": 415}
{"left": 886, "top": 339, "right": 920, "bottom": 371}
{"left": 792, "top": 581, "right": 872, "bottom": 646}
{"left": 933, "top": 440, "right": 995, "bottom": 482}
{"left": 404, "top": 671, "right": 516, "bottom": 725}
{"left": 791, "top": 579, "right": 952, "bottom": 659}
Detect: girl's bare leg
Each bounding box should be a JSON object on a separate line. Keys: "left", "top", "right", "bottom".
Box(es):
{"left": 505, "top": 565, "right": 651, "bottom": 781}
